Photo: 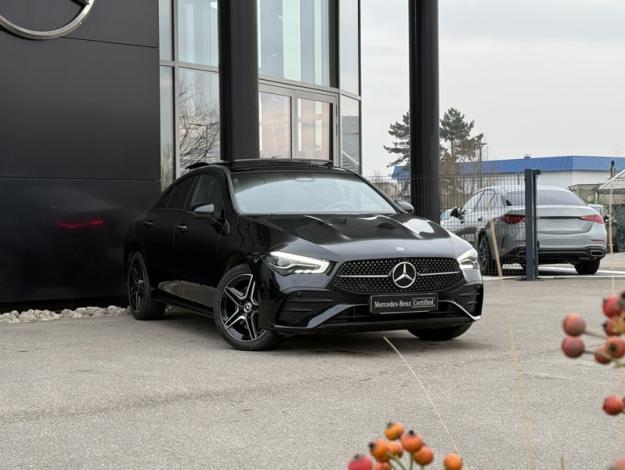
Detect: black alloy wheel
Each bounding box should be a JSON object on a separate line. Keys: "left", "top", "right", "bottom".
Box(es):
{"left": 214, "top": 265, "right": 280, "bottom": 351}
{"left": 127, "top": 252, "right": 165, "bottom": 320}
{"left": 574, "top": 260, "right": 600, "bottom": 275}
{"left": 478, "top": 236, "right": 497, "bottom": 275}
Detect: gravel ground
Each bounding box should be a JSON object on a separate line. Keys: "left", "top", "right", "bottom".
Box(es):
{"left": 0, "top": 306, "right": 127, "bottom": 324}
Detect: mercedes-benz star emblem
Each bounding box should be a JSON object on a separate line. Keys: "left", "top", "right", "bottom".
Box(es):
{"left": 0, "top": 0, "right": 95, "bottom": 41}
{"left": 391, "top": 261, "right": 418, "bottom": 289}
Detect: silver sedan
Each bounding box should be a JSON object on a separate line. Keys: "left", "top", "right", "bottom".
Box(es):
{"left": 441, "top": 185, "right": 607, "bottom": 275}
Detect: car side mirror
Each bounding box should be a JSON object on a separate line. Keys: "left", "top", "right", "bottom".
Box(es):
{"left": 450, "top": 207, "right": 460, "bottom": 218}
{"left": 395, "top": 200, "right": 414, "bottom": 214}
{"left": 193, "top": 203, "right": 215, "bottom": 216}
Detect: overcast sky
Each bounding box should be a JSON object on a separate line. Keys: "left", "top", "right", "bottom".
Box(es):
{"left": 361, "top": 0, "right": 625, "bottom": 174}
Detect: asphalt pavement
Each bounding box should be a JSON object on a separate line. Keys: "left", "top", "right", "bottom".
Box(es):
{"left": 3, "top": 256, "right": 625, "bottom": 469}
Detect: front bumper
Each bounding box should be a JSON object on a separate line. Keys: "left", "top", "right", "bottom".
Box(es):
{"left": 256, "top": 265, "right": 483, "bottom": 333}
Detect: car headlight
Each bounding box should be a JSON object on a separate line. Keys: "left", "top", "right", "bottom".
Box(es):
{"left": 265, "top": 251, "right": 331, "bottom": 275}
{"left": 457, "top": 248, "right": 479, "bottom": 270}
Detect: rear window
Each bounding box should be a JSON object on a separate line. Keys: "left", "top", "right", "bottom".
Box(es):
{"left": 506, "top": 189, "right": 584, "bottom": 206}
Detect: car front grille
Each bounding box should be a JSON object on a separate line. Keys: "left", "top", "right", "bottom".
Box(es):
{"left": 331, "top": 257, "right": 463, "bottom": 294}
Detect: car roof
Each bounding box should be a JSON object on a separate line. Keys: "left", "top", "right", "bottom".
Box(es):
{"left": 185, "top": 158, "right": 347, "bottom": 174}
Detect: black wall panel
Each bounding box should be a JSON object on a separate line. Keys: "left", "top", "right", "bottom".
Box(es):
{"left": 0, "top": 179, "right": 160, "bottom": 303}
{"left": 0, "top": 36, "right": 160, "bottom": 180}
{"left": 0, "top": 0, "right": 160, "bottom": 304}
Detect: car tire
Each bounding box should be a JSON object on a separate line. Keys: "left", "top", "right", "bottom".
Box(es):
{"left": 213, "top": 264, "right": 280, "bottom": 351}
{"left": 408, "top": 324, "right": 472, "bottom": 341}
{"left": 477, "top": 235, "right": 497, "bottom": 275}
{"left": 127, "top": 251, "right": 165, "bottom": 320}
{"left": 574, "top": 260, "right": 601, "bottom": 275}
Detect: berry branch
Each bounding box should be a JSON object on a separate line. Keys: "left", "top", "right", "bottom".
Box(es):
{"left": 348, "top": 422, "right": 463, "bottom": 470}
{"left": 561, "top": 293, "right": 625, "bottom": 469}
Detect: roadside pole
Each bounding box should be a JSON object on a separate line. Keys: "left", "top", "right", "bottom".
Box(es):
{"left": 524, "top": 169, "right": 541, "bottom": 281}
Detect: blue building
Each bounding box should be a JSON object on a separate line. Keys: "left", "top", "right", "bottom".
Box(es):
{"left": 393, "top": 156, "right": 625, "bottom": 187}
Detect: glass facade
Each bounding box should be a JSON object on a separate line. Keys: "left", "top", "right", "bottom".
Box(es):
{"left": 259, "top": 92, "right": 291, "bottom": 159}
{"left": 340, "top": 96, "right": 361, "bottom": 172}
{"left": 339, "top": 0, "right": 360, "bottom": 95}
{"left": 258, "top": 0, "right": 331, "bottom": 86}
{"left": 297, "top": 99, "right": 331, "bottom": 160}
{"left": 159, "top": 0, "right": 172, "bottom": 61}
{"left": 178, "top": 69, "right": 220, "bottom": 168}
{"left": 178, "top": 0, "right": 219, "bottom": 66}
{"left": 159, "top": 0, "right": 360, "bottom": 183}
{"left": 160, "top": 67, "right": 175, "bottom": 188}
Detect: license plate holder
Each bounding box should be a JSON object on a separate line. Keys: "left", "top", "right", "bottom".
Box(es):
{"left": 369, "top": 293, "right": 439, "bottom": 314}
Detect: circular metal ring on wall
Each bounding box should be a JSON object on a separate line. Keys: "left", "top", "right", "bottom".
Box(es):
{"left": 0, "top": 0, "right": 95, "bottom": 40}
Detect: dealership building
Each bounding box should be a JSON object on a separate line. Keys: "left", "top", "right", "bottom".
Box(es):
{"left": 0, "top": 0, "right": 440, "bottom": 305}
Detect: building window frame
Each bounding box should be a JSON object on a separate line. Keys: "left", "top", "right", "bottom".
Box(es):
{"left": 159, "top": 0, "right": 222, "bottom": 184}
{"left": 159, "top": 0, "right": 362, "bottom": 181}
{"left": 259, "top": 81, "right": 338, "bottom": 163}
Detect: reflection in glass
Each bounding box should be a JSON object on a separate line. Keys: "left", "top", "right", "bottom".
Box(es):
{"left": 160, "top": 67, "right": 175, "bottom": 188}
{"left": 259, "top": 93, "right": 291, "bottom": 159}
{"left": 159, "top": 0, "right": 173, "bottom": 60}
{"left": 178, "top": 0, "right": 219, "bottom": 66}
{"left": 258, "top": 0, "right": 331, "bottom": 86}
{"left": 340, "top": 96, "right": 360, "bottom": 172}
{"left": 297, "top": 99, "right": 330, "bottom": 160}
{"left": 340, "top": 0, "right": 359, "bottom": 94}
{"left": 178, "top": 68, "right": 220, "bottom": 169}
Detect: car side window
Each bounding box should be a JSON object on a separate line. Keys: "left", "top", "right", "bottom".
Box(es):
{"left": 189, "top": 174, "right": 224, "bottom": 216}
{"left": 167, "top": 177, "right": 196, "bottom": 210}
{"left": 462, "top": 192, "right": 483, "bottom": 214}
{"left": 490, "top": 193, "right": 504, "bottom": 209}
{"left": 157, "top": 187, "right": 174, "bottom": 209}
{"left": 475, "top": 191, "right": 494, "bottom": 211}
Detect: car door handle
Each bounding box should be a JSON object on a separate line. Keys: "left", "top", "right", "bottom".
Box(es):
{"left": 143, "top": 220, "right": 155, "bottom": 229}
{"left": 176, "top": 224, "right": 188, "bottom": 233}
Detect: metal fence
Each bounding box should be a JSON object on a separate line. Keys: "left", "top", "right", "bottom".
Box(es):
{"left": 367, "top": 173, "right": 527, "bottom": 217}
{"left": 366, "top": 172, "right": 619, "bottom": 277}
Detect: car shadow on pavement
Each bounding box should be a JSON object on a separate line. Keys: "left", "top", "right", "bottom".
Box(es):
{"left": 158, "top": 310, "right": 495, "bottom": 356}
{"left": 278, "top": 333, "right": 495, "bottom": 356}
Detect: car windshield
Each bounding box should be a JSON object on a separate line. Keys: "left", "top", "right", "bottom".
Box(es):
{"left": 231, "top": 170, "right": 397, "bottom": 215}
{"left": 505, "top": 189, "right": 585, "bottom": 206}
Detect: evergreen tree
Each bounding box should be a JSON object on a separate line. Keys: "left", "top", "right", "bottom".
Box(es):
{"left": 385, "top": 107, "right": 484, "bottom": 175}
{"left": 384, "top": 112, "right": 410, "bottom": 168}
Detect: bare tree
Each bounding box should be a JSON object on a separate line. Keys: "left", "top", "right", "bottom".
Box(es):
{"left": 177, "top": 74, "right": 220, "bottom": 169}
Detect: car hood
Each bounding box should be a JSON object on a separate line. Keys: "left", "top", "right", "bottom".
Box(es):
{"left": 242, "top": 213, "right": 471, "bottom": 261}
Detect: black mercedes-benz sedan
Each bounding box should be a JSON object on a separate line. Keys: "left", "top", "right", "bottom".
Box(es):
{"left": 125, "top": 159, "right": 483, "bottom": 350}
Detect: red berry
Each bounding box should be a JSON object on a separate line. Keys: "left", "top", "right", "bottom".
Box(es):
{"left": 400, "top": 431, "right": 424, "bottom": 453}
{"left": 414, "top": 446, "right": 434, "bottom": 466}
{"left": 369, "top": 440, "right": 390, "bottom": 463}
{"left": 603, "top": 395, "right": 625, "bottom": 416}
{"left": 348, "top": 455, "right": 373, "bottom": 470}
{"left": 604, "top": 295, "right": 622, "bottom": 318}
{"left": 561, "top": 336, "right": 585, "bottom": 358}
{"left": 384, "top": 422, "right": 405, "bottom": 441}
{"left": 595, "top": 346, "right": 612, "bottom": 365}
{"left": 606, "top": 337, "right": 625, "bottom": 359}
{"left": 611, "top": 458, "right": 625, "bottom": 470}
{"left": 388, "top": 441, "right": 403, "bottom": 457}
{"left": 605, "top": 319, "right": 620, "bottom": 336}
{"left": 562, "top": 314, "right": 586, "bottom": 336}
{"left": 443, "top": 453, "right": 464, "bottom": 470}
